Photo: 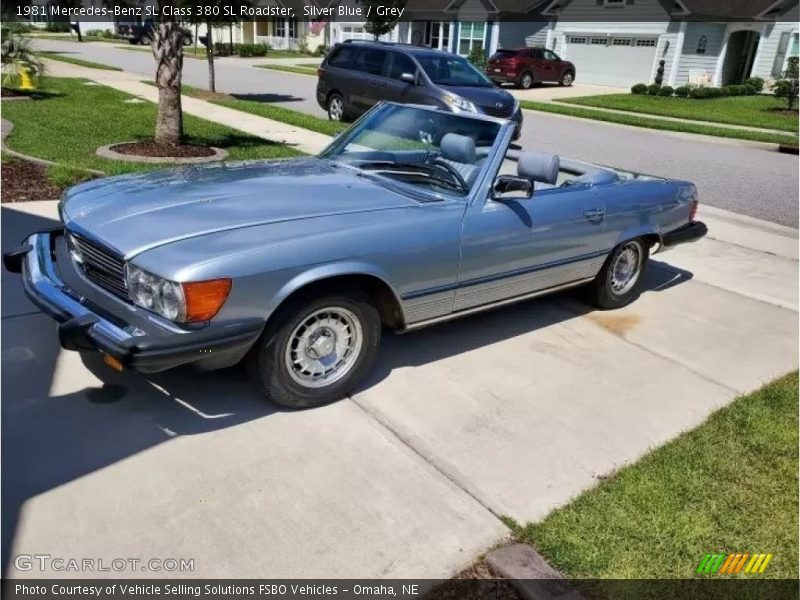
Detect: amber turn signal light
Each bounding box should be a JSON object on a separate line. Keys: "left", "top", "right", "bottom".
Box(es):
{"left": 182, "top": 278, "right": 232, "bottom": 322}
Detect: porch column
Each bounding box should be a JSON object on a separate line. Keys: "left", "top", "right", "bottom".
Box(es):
{"left": 284, "top": 19, "right": 290, "bottom": 49}
{"left": 668, "top": 21, "right": 687, "bottom": 86}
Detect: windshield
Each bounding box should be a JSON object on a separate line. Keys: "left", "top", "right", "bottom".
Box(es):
{"left": 416, "top": 54, "right": 494, "bottom": 88}
{"left": 320, "top": 104, "right": 502, "bottom": 197}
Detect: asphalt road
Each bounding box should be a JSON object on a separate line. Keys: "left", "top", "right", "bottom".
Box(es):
{"left": 35, "top": 38, "right": 800, "bottom": 227}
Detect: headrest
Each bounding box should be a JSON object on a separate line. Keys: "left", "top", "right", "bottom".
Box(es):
{"left": 440, "top": 133, "right": 476, "bottom": 164}
{"left": 518, "top": 152, "right": 560, "bottom": 185}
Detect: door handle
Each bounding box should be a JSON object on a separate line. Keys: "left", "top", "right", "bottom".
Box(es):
{"left": 584, "top": 208, "right": 604, "bottom": 220}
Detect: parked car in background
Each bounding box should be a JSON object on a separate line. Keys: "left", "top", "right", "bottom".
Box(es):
{"left": 5, "top": 103, "right": 706, "bottom": 409}
{"left": 116, "top": 20, "right": 192, "bottom": 45}
{"left": 317, "top": 40, "right": 523, "bottom": 139}
{"left": 487, "top": 47, "right": 576, "bottom": 89}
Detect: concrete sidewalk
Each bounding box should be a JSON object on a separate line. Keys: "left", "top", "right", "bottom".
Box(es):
{"left": 2, "top": 197, "right": 796, "bottom": 577}
{"left": 43, "top": 59, "right": 332, "bottom": 155}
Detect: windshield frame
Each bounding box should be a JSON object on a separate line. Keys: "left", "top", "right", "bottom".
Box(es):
{"left": 319, "top": 102, "right": 512, "bottom": 203}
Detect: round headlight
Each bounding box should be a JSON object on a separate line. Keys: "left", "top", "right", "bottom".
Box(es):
{"left": 126, "top": 264, "right": 185, "bottom": 321}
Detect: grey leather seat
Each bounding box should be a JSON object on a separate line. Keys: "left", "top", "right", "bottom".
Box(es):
{"left": 439, "top": 133, "right": 481, "bottom": 188}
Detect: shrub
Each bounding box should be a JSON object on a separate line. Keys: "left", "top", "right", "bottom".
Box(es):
{"left": 658, "top": 85, "right": 674, "bottom": 96}
{"left": 772, "top": 56, "right": 799, "bottom": 110}
{"left": 725, "top": 84, "right": 749, "bottom": 96}
{"left": 45, "top": 21, "right": 71, "bottom": 33}
{"left": 467, "top": 45, "right": 487, "bottom": 70}
{"left": 647, "top": 83, "right": 662, "bottom": 95}
{"left": 745, "top": 76, "right": 765, "bottom": 92}
{"left": 631, "top": 83, "right": 648, "bottom": 94}
{"left": 316, "top": 44, "right": 329, "bottom": 56}
{"left": 654, "top": 59, "right": 666, "bottom": 85}
{"left": 674, "top": 85, "right": 690, "bottom": 97}
{"left": 1, "top": 23, "right": 33, "bottom": 34}
{"left": 237, "top": 43, "right": 269, "bottom": 57}
{"left": 86, "top": 29, "right": 115, "bottom": 39}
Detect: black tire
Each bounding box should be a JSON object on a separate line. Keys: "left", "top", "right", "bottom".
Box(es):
{"left": 327, "top": 92, "right": 346, "bottom": 122}
{"left": 247, "top": 291, "right": 381, "bottom": 409}
{"left": 559, "top": 71, "right": 575, "bottom": 87}
{"left": 519, "top": 71, "right": 534, "bottom": 89}
{"left": 128, "top": 38, "right": 137, "bottom": 45}
{"left": 586, "top": 239, "right": 649, "bottom": 309}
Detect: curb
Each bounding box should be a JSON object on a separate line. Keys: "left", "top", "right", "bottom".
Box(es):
{"left": 1, "top": 118, "right": 104, "bottom": 175}
{"left": 485, "top": 544, "right": 585, "bottom": 600}
{"left": 96, "top": 142, "right": 229, "bottom": 164}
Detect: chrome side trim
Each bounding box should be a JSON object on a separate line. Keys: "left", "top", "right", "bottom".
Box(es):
{"left": 400, "top": 277, "right": 593, "bottom": 332}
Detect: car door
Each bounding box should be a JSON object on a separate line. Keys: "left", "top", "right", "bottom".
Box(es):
{"left": 455, "top": 158, "right": 608, "bottom": 311}
{"left": 383, "top": 51, "right": 420, "bottom": 104}
{"left": 540, "top": 49, "right": 562, "bottom": 82}
{"left": 350, "top": 47, "right": 390, "bottom": 112}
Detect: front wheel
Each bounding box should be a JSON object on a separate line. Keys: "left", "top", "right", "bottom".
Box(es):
{"left": 327, "top": 92, "right": 346, "bottom": 122}
{"left": 247, "top": 292, "right": 381, "bottom": 408}
{"left": 559, "top": 71, "right": 574, "bottom": 86}
{"left": 586, "top": 239, "right": 648, "bottom": 309}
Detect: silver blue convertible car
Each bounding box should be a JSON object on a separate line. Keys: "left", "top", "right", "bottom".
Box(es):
{"left": 5, "top": 103, "right": 706, "bottom": 408}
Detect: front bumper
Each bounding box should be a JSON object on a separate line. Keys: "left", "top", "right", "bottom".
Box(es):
{"left": 4, "top": 230, "right": 263, "bottom": 373}
{"left": 661, "top": 221, "right": 708, "bottom": 248}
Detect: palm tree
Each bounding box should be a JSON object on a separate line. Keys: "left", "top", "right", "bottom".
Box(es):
{"left": 151, "top": 17, "right": 186, "bottom": 145}
{"left": 1, "top": 33, "right": 45, "bottom": 89}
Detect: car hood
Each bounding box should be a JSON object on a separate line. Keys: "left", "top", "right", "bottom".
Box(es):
{"left": 442, "top": 85, "right": 516, "bottom": 111}
{"left": 61, "top": 158, "right": 419, "bottom": 258}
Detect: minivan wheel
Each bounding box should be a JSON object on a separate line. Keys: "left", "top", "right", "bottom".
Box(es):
{"left": 519, "top": 72, "right": 534, "bottom": 89}
{"left": 327, "top": 93, "right": 345, "bottom": 122}
{"left": 559, "top": 71, "right": 574, "bottom": 86}
{"left": 247, "top": 291, "right": 381, "bottom": 408}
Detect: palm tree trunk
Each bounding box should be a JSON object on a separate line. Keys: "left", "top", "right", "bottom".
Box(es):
{"left": 205, "top": 21, "right": 215, "bottom": 93}
{"left": 152, "top": 21, "right": 184, "bottom": 145}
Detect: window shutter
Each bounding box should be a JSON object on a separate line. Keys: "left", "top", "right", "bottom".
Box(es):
{"left": 772, "top": 31, "right": 791, "bottom": 76}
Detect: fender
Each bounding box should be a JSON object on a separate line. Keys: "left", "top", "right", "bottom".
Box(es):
{"left": 611, "top": 223, "right": 662, "bottom": 250}
{"left": 266, "top": 260, "right": 407, "bottom": 322}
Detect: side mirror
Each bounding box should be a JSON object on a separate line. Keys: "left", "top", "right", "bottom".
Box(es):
{"left": 399, "top": 72, "right": 416, "bottom": 84}
{"left": 493, "top": 175, "right": 533, "bottom": 200}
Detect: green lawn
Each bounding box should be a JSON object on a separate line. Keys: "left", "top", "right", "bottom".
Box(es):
{"left": 40, "top": 51, "right": 122, "bottom": 71}
{"left": 178, "top": 83, "right": 345, "bottom": 137}
{"left": 2, "top": 77, "right": 302, "bottom": 177}
{"left": 256, "top": 64, "right": 317, "bottom": 77}
{"left": 561, "top": 94, "right": 798, "bottom": 133}
{"left": 519, "top": 100, "right": 798, "bottom": 145}
{"left": 509, "top": 372, "right": 798, "bottom": 581}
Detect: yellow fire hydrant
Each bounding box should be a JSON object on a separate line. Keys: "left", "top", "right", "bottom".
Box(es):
{"left": 18, "top": 62, "right": 36, "bottom": 91}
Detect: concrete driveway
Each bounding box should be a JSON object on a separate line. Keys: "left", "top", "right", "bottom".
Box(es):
{"left": 507, "top": 82, "right": 625, "bottom": 102}
{"left": 3, "top": 199, "right": 796, "bottom": 578}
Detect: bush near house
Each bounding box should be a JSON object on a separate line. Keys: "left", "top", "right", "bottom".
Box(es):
{"left": 772, "top": 56, "right": 799, "bottom": 111}
{"left": 674, "top": 85, "right": 690, "bottom": 97}
{"left": 658, "top": 85, "right": 674, "bottom": 97}
{"left": 85, "top": 29, "right": 116, "bottom": 39}
{"left": 631, "top": 83, "right": 648, "bottom": 94}
{"left": 647, "top": 83, "right": 661, "bottom": 95}
{"left": 467, "top": 46, "right": 487, "bottom": 71}
{"left": 631, "top": 81, "right": 763, "bottom": 100}
{"left": 213, "top": 43, "right": 271, "bottom": 57}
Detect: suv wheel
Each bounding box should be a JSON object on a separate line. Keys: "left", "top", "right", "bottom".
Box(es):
{"left": 327, "top": 92, "right": 345, "bottom": 122}
{"left": 559, "top": 71, "right": 574, "bottom": 86}
{"left": 519, "top": 72, "right": 534, "bottom": 89}
{"left": 247, "top": 291, "right": 381, "bottom": 408}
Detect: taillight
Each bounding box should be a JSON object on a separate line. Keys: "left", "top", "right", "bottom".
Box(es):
{"left": 688, "top": 198, "right": 699, "bottom": 222}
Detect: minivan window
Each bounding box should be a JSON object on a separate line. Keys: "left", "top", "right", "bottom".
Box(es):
{"left": 328, "top": 46, "right": 355, "bottom": 68}
{"left": 388, "top": 52, "right": 417, "bottom": 79}
{"left": 416, "top": 55, "right": 493, "bottom": 87}
{"left": 353, "top": 48, "right": 387, "bottom": 75}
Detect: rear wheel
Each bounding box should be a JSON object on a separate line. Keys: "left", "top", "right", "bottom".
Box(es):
{"left": 327, "top": 92, "right": 346, "bottom": 122}
{"left": 247, "top": 292, "right": 381, "bottom": 408}
{"left": 519, "top": 71, "right": 534, "bottom": 89}
{"left": 586, "top": 239, "right": 648, "bottom": 309}
{"left": 559, "top": 71, "right": 574, "bottom": 86}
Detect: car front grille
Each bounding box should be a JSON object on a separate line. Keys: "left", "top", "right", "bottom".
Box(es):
{"left": 68, "top": 232, "right": 128, "bottom": 298}
{"left": 481, "top": 103, "right": 515, "bottom": 118}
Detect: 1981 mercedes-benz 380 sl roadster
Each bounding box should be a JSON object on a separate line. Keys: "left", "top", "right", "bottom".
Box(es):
{"left": 5, "top": 103, "right": 707, "bottom": 408}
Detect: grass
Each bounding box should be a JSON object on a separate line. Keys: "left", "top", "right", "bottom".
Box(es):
{"left": 178, "top": 83, "right": 345, "bottom": 137}
{"left": 255, "top": 64, "right": 318, "bottom": 77}
{"left": 27, "top": 34, "right": 120, "bottom": 44}
{"left": 519, "top": 100, "right": 799, "bottom": 145}
{"left": 508, "top": 372, "right": 798, "bottom": 582}
{"left": 2, "top": 77, "right": 302, "bottom": 176}
{"left": 561, "top": 93, "right": 798, "bottom": 133}
{"left": 40, "top": 51, "right": 122, "bottom": 71}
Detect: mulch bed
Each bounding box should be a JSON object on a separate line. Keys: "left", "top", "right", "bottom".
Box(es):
{"left": 112, "top": 140, "right": 215, "bottom": 158}
{"left": 1, "top": 159, "right": 64, "bottom": 203}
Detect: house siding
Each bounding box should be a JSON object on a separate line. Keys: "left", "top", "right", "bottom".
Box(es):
{"left": 673, "top": 22, "right": 726, "bottom": 85}
{"left": 751, "top": 21, "right": 798, "bottom": 80}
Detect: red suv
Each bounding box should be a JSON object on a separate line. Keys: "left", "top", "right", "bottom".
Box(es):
{"left": 486, "top": 48, "right": 575, "bottom": 89}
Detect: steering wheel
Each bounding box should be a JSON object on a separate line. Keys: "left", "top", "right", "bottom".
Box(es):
{"left": 430, "top": 157, "right": 469, "bottom": 192}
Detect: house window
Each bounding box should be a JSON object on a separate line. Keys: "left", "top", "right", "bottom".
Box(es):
{"left": 635, "top": 39, "right": 657, "bottom": 47}
{"left": 458, "top": 21, "right": 485, "bottom": 55}
{"left": 603, "top": 0, "right": 626, "bottom": 6}
{"left": 568, "top": 36, "right": 587, "bottom": 44}
{"left": 591, "top": 37, "right": 607, "bottom": 45}
{"left": 611, "top": 38, "right": 632, "bottom": 46}
{"left": 275, "top": 18, "right": 297, "bottom": 38}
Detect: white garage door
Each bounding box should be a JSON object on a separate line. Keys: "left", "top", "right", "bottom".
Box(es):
{"left": 564, "top": 36, "right": 658, "bottom": 87}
